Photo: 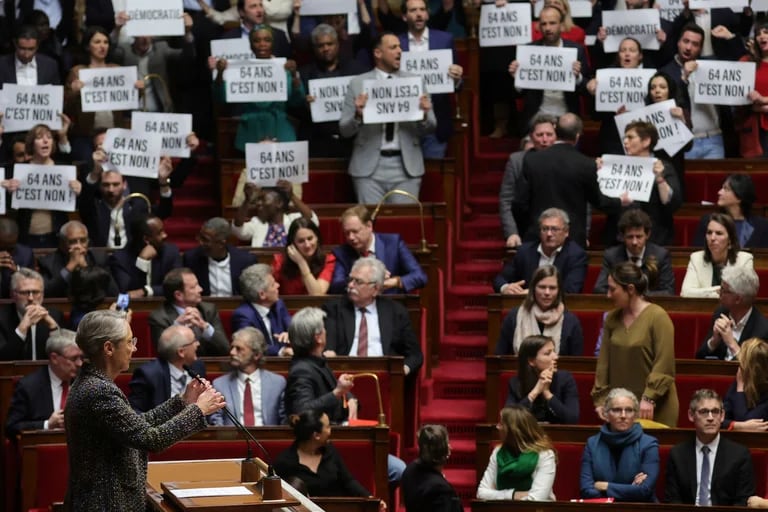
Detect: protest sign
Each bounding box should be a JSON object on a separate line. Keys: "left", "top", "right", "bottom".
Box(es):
{"left": 210, "top": 38, "right": 254, "bottom": 62}
{"left": 402, "top": 50, "right": 454, "bottom": 94}
{"left": 125, "top": 0, "right": 184, "bottom": 37}
{"left": 79, "top": 66, "right": 139, "bottom": 112}
{"left": 534, "top": 0, "right": 591, "bottom": 16}
{"left": 102, "top": 128, "right": 162, "bottom": 178}
{"left": 300, "top": 0, "right": 355, "bottom": 15}
{"left": 362, "top": 76, "right": 424, "bottom": 123}
{"left": 614, "top": 99, "right": 694, "bottom": 156}
{"left": 0, "top": 181, "right": 4, "bottom": 215}
{"left": 655, "top": 0, "right": 685, "bottom": 21}
{"left": 692, "top": 60, "right": 755, "bottom": 106}
{"left": 597, "top": 155, "right": 656, "bottom": 202}
{"left": 753, "top": 0, "right": 768, "bottom": 10}
{"left": 479, "top": 3, "right": 532, "bottom": 47}
{"left": 245, "top": 141, "right": 308, "bottom": 186}
{"left": 514, "top": 45, "right": 577, "bottom": 92}
{"left": 223, "top": 58, "right": 288, "bottom": 103}
{"left": 690, "top": 0, "right": 747, "bottom": 9}
{"left": 0, "top": 84, "right": 63, "bottom": 133}
{"left": 12, "top": 164, "right": 77, "bottom": 211}
{"left": 308, "top": 76, "right": 352, "bottom": 122}
{"left": 131, "top": 112, "right": 193, "bottom": 158}
{"left": 595, "top": 68, "right": 657, "bottom": 112}
{"left": 602, "top": 9, "right": 661, "bottom": 52}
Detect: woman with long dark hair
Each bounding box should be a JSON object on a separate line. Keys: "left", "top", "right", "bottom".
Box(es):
{"left": 271, "top": 218, "right": 335, "bottom": 295}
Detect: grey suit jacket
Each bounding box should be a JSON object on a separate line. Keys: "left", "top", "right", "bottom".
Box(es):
{"left": 209, "top": 370, "right": 286, "bottom": 426}
{"left": 339, "top": 68, "right": 436, "bottom": 178}
{"left": 147, "top": 302, "right": 229, "bottom": 356}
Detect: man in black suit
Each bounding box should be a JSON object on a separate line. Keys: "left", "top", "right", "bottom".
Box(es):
{"left": 665, "top": 388, "right": 754, "bottom": 505}
{"left": 128, "top": 325, "right": 206, "bottom": 413}
{"left": 148, "top": 267, "right": 229, "bottom": 356}
{"left": 492, "top": 208, "right": 587, "bottom": 295}
{"left": 323, "top": 257, "right": 423, "bottom": 377}
{"left": 0, "top": 218, "right": 34, "bottom": 298}
{"left": 5, "top": 328, "right": 82, "bottom": 437}
{"left": 593, "top": 209, "right": 675, "bottom": 295}
{"left": 37, "top": 221, "right": 118, "bottom": 298}
{"left": 696, "top": 266, "right": 768, "bottom": 360}
{"left": 519, "top": 113, "right": 627, "bottom": 248}
{"left": 0, "top": 267, "right": 63, "bottom": 361}
{"left": 221, "top": 0, "right": 291, "bottom": 58}
{"left": 182, "top": 217, "right": 257, "bottom": 297}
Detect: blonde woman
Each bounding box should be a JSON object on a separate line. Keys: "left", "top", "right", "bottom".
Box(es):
{"left": 724, "top": 338, "right": 768, "bottom": 431}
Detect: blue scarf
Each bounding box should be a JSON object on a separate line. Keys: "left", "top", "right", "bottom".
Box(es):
{"left": 591, "top": 423, "right": 644, "bottom": 484}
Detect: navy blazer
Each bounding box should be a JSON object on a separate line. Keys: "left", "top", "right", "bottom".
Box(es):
{"left": 0, "top": 243, "right": 34, "bottom": 298}
{"left": 723, "top": 382, "right": 768, "bottom": 429}
{"left": 492, "top": 240, "right": 588, "bottom": 294}
{"left": 696, "top": 306, "right": 768, "bottom": 360}
{"left": 496, "top": 306, "right": 584, "bottom": 356}
{"left": 0, "top": 303, "right": 64, "bottom": 361}
{"left": 127, "top": 359, "right": 206, "bottom": 413}
{"left": 109, "top": 243, "right": 182, "bottom": 295}
{"left": 231, "top": 300, "right": 292, "bottom": 356}
{"left": 402, "top": 460, "right": 463, "bottom": 512}
{"left": 665, "top": 436, "right": 754, "bottom": 505}
{"left": 506, "top": 369, "right": 580, "bottom": 424}
{"left": 5, "top": 365, "right": 55, "bottom": 437}
{"left": 322, "top": 296, "right": 424, "bottom": 374}
{"left": 0, "top": 53, "right": 61, "bottom": 86}
{"left": 398, "top": 29, "right": 457, "bottom": 143}
{"left": 330, "top": 233, "right": 427, "bottom": 294}
{"left": 593, "top": 243, "right": 675, "bottom": 295}
{"left": 693, "top": 214, "right": 768, "bottom": 249}
{"left": 209, "top": 369, "right": 286, "bottom": 426}
{"left": 182, "top": 245, "right": 257, "bottom": 296}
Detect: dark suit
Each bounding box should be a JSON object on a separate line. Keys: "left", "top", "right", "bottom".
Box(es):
{"left": 8, "top": 0, "right": 75, "bottom": 45}
{"left": 0, "top": 243, "right": 34, "bottom": 298}
{"left": 230, "top": 300, "right": 292, "bottom": 356}
{"left": 5, "top": 366, "right": 55, "bottom": 437}
{"left": 695, "top": 306, "right": 768, "bottom": 360}
{"left": 693, "top": 214, "right": 768, "bottom": 249}
{"left": 330, "top": 233, "right": 427, "bottom": 294}
{"left": 0, "top": 303, "right": 64, "bottom": 361}
{"left": 322, "top": 296, "right": 424, "bottom": 374}
{"left": 128, "top": 358, "right": 206, "bottom": 413}
{"left": 108, "top": 243, "right": 182, "bottom": 296}
{"left": 0, "top": 53, "right": 61, "bottom": 86}
{"left": 285, "top": 355, "right": 347, "bottom": 423}
{"left": 37, "top": 248, "right": 118, "bottom": 298}
{"left": 521, "top": 143, "right": 621, "bottom": 248}
{"left": 182, "top": 245, "right": 257, "bottom": 297}
{"left": 665, "top": 436, "right": 754, "bottom": 505}
{"left": 593, "top": 243, "right": 675, "bottom": 295}
{"left": 506, "top": 369, "right": 580, "bottom": 423}
{"left": 222, "top": 25, "right": 291, "bottom": 58}
{"left": 492, "top": 240, "right": 588, "bottom": 293}
{"left": 401, "top": 460, "right": 463, "bottom": 512}
{"left": 147, "top": 302, "right": 229, "bottom": 356}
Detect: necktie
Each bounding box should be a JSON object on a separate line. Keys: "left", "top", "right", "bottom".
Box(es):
{"left": 243, "top": 378, "right": 255, "bottom": 426}
{"left": 357, "top": 308, "right": 368, "bottom": 356}
{"left": 699, "top": 445, "right": 710, "bottom": 506}
{"left": 177, "top": 374, "right": 187, "bottom": 394}
{"left": 264, "top": 224, "right": 287, "bottom": 247}
{"left": 361, "top": 250, "right": 371, "bottom": 257}
{"left": 385, "top": 75, "right": 394, "bottom": 142}
{"left": 630, "top": 256, "right": 641, "bottom": 266}
{"left": 60, "top": 382, "right": 69, "bottom": 410}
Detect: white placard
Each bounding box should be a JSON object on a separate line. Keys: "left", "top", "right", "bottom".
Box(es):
{"left": 362, "top": 76, "right": 424, "bottom": 123}
{"left": 479, "top": 4, "right": 532, "bottom": 47}
{"left": 222, "top": 59, "right": 288, "bottom": 103}
{"left": 690, "top": 0, "right": 747, "bottom": 9}
{"left": 534, "top": 0, "right": 591, "bottom": 17}
{"left": 245, "top": 141, "right": 309, "bottom": 186}
{"left": 402, "top": 49, "right": 454, "bottom": 94}
{"left": 0, "top": 180, "right": 5, "bottom": 215}
{"left": 171, "top": 486, "right": 253, "bottom": 498}
{"left": 597, "top": 155, "right": 656, "bottom": 202}
{"left": 0, "top": 84, "right": 63, "bottom": 133}
{"left": 300, "top": 0, "right": 355, "bottom": 15}
{"left": 753, "top": 0, "right": 768, "bottom": 10}
{"left": 347, "top": 9, "right": 360, "bottom": 35}
{"left": 79, "top": 66, "right": 139, "bottom": 112}
{"left": 514, "top": 45, "right": 577, "bottom": 92}
{"left": 124, "top": 0, "right": 184, "bottom": 37}
{"left": 656, "top": 0, "right": 685, "bottom": 21}
{"left": 102, "top": 128, "right": 162, "bottom": 178}
{"left": 11, "top": 164, "right": 77, "bottom": 212}
{"left": 595, "top": 68, "right": 657, "bottom": 112}
{"left": 131, "top": 112, "right": 193, "bottom": 158}
{"left": 602, "top": 9, "right": 661, "bottom": 52}
{"left": 691, "top": 60, "right": 755, "bottom": 106}
{"left": 308, "top": 76, "right": 352, "bottom": 123}
{"left": 614, "top": 100, "right": 694, "bottom": 156}
{"left": 210, "top": 38, "right": 254, "bottom": 62}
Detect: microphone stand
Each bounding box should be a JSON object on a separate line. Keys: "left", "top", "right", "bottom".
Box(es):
{"left": 183, "top": 365, "right": 282, "bottom": 499}
{"left": 348, "top": 373, "right": 388, "bottom": 427}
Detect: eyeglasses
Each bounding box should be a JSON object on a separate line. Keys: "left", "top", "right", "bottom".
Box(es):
{"left": 16, "top": 289, "right": 42, "bottom": 297}
{"left": 608, "top": 407, "right": 636, "bottom": 416}
{"left": 179, "top": 340, "right": 198, "bottom": 349}
{"left": 127, "top": 337, "right": 138, "bottom": 347}
{"left": 66, "top": 237, "right": 88, "bottom": 246}
{"left": 347, "top": 277, "right": 376, "bottom": 286}
{"left": 540, "top": 226, "right": 564, "bottom": 233}
{"left": 695, "top": 408, "right": 723, "bottom": 417}
{"left": 57, "top": 353, "right": 84, "bottom": 363}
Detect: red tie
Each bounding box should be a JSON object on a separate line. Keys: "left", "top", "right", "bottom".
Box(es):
{"left": 361, "top": 250, "right": 370, "bottom": 257}
{"left": 243, "top": 378, "right": 255, "bottom": 426}
{"left": 357, "top": 308, "right": 368, "bottom": 356}
{"left": 60, "top": 382, "right": 69, "bottom": 410}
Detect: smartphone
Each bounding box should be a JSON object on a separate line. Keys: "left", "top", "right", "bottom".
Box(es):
{"left": 116, "top": 293, "right": 130, "bottom": 311}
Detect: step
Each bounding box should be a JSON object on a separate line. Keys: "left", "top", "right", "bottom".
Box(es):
{"left": 453, "top": 262, "right": 499, "bottom": 286}
{"left": 440, "top": 334, "right": 488, "bottom": 360}
{"left": 465, "top": 196, "right": 500, "bottom": 216}
{"left": 444, "top": 308, "right": 488, "bottom": 335}
{"left": 419, "top": 399, "right": 485, "bottom": 440}
{"left": 445, "top": 286, "right": 493, "bottom": 310}
{"left": 445, "top": 468, "right": 480, "bottom": 504}
{"left": 468, "top": 173, "right": 506, "bottom": 197}
{"left": 431, "top": 361, "right": 486, "bottom": 399}
{"left": 448, "top": 439, "right": 480, "bottom": 469}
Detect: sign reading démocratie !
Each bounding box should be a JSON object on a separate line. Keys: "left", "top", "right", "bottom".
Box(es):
{"left": 478, "top": 3, "right": 532, "bottom": 47}
{"left": 0, "top": 84, "right": 63, "bottom": 133}
{"left": 362, "top": 76, "right": 425, "bottom": 123}
{"left": 514, "top": 45, "right": 577, "bottom": 92}
{"left": 12, "top": 164, "right": 78, "bottom": 212}
{"left": 245, "top": 141, "right": 309, "bottom": 187}
{"left": 308, "top": 76, "right": 353, "bottom": 123}
{"left": 102, "top": 128, "right": 163, "bottom": 179}
{"left": 131, "top": 112, "right": 193, "bottom": 158}
{"left": 691, "top": 60, "right": 756, "bottom": 106}
{"left": 223, "top": 58, "right": 288, "bottom": 103}
{"left": 601, "top": 9, "right": 661, "bottom": 52}
{"left": 124, "top": 0, "right": 184, "bottom": 37}
{"left": 79, "top": 66, "right": 139, "bottom": 112}
{"left": 597, "top": 155, "right": 656, "bottom": 202}
{"left": 402, "top": 49, "right": 454, "bottom": 94}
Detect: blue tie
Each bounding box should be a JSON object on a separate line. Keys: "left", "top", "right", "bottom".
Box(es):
{"left": 698, "top": 446, "right": 710, "bottom": 506}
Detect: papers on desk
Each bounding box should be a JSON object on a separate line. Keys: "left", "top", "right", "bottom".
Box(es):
{"left": 170, "top": 486, "right": 253, "bottom": 498}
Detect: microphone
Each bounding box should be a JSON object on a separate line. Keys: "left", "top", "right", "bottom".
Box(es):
{"left": 183, "top": 364, "right": 278, "bottom": 494}
{"left": 347, "top": 373, "right": 388, "bottom": 427}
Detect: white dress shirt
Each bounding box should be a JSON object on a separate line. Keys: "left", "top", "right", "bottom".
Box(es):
{"left": 208, "top": 254, "right": 233, "bottom": 296}
{"left": 238, "top": 369, "right": 263, "bottom": 426}
{"left": 695, "top": 435, "right": 720, "bottom": 506}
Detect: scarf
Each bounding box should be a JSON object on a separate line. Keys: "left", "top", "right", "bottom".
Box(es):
{"left": 496, "top": 445, "right": 540, "bottom": 491}
{"left": 512, "top": 303, "right": 565, "bottom": 354}
{"left": 590, "top": 423, "right": 644, "bottom": 484}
